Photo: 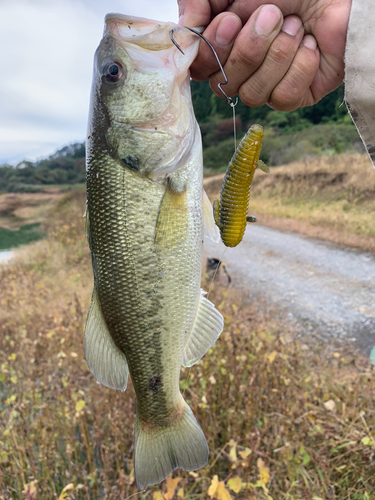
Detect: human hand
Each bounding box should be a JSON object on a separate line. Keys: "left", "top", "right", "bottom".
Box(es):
{"left": 178, "top": 0, "right": 351, "bottom": 111}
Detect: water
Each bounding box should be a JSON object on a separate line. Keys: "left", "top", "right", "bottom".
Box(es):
{"left": 0, "top": 250, "right": 13, "bottom": 264}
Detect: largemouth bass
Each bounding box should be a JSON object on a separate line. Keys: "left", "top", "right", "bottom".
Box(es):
{"left": 85, "top": 14, "right": 223, "bottom": 489}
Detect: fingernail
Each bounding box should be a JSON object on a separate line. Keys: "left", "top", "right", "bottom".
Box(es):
{"left": 302, "top": 34, "right": 317, "bottom": 50}
{"left": 254, "top": 5, "right": 282, "bottom": 36}
{"left": 215, "top": 15, "right": 241, "bottom": 47}
{"left": 281, "top": 16, "right": 302, "bottom": 36}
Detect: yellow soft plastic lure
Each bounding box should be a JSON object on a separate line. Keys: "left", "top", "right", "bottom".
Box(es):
{"left": 213, "top": 124, "right": 269, "bottom": 247}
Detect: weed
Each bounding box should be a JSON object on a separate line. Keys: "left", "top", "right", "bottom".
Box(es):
{"left": 0, "top": 190, "right": 373, "bottom": 499}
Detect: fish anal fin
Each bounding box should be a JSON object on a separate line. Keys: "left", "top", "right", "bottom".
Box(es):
{"left": 84, "top": 288, "right": 129, "bottom": 391}
{"left": 203, "top": 189, "right": 220, "bottom": 243}
{"left": 155, "top": 187, "right": 188, "bottom": 249}
{"left": 182, "top": 290, "right": 224, "bottom": 367}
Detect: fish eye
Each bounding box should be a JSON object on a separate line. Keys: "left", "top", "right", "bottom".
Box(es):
{"left": 103, "top": 61, "right": 124, "bottom": 83}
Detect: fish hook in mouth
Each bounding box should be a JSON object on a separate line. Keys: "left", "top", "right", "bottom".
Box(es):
{"left": 169, "top": 26, "right": 238, "bottom": 108}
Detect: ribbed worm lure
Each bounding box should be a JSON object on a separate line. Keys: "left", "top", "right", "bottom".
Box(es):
{"left": 213, "top": 124, "right": 269, "bottom": 248}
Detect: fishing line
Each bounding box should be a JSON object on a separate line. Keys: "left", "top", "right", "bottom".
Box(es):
{"left": 207, "top": 247, "right": 227, "bottom": 301}
{"left": 232, "top": 100, "right": 238, "bottom": 152}
{"left": 123, "top": 487, "right": 149, "bottom": 500}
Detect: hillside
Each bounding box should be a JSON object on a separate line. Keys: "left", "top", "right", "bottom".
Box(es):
{"left": 0, "top": 84, "right": 364, "bottom": 193}
{"left": 0, "top": 143, "right": 85, "bottom": 193}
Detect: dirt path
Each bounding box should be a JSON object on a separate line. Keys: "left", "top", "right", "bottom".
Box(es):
{"left": 204, "top": 225, "right": 375, "bottom": 353}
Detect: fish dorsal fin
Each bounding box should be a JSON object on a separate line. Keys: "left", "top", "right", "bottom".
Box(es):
{"left": 84, "top": 288, "right": 129, "bottom": 391}
{"left": 203, "top": 189, "right": 220, "bottom": 243}
{"left": 182, "top": 290, "right": 224, "bottom": 367}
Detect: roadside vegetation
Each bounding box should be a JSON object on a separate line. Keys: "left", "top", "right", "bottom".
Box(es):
{"left": 0, "top": 190, "right": 374, "bottom": 499}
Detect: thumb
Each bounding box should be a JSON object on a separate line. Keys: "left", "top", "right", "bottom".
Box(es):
{"left": 178, "top": 0, "right": 212, "bottom": 27}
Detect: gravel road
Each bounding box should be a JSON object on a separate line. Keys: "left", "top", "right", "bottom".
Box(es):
{"left": 204, "top": 225, "right": 375, "bottom": 353}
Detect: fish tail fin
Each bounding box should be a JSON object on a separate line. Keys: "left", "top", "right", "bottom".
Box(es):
{"left": 134, "top": 398, "right": 208, "bottom": 489}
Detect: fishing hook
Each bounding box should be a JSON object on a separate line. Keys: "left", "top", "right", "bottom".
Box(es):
{"left": 170, "top": 27, "right": 238, "bottom": 107}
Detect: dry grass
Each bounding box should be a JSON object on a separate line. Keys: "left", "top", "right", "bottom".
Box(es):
{"left": 204, "top": 153, "right": 375, "bottom": 253}
{"left": 0, "top": 190, "right": 374, "bottom": 499}
{"left": 0, "top": 189, "right": 73, "bottom": 230}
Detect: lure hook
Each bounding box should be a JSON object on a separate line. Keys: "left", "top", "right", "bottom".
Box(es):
{"left": 170, "top": 27, "right": 237, "bottom": 107}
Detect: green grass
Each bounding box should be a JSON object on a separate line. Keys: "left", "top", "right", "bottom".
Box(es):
{"left": 0, "top": 223, "right": 45, "bottom": 251}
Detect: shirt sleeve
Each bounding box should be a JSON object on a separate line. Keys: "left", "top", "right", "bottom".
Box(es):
{"left": 345, "top": 0, "right": 375, "bottom": 168}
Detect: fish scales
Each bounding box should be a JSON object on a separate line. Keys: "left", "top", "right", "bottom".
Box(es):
{"left": 88, "top": 159, "right": 198, "bottom": 420}
{"left": 84, "top": 14, "right": 223, "bottom": 489}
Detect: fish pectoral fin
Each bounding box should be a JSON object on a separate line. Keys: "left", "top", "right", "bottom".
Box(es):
{"left": 182, "top": 290, "right": 224, "bottom": 367}
{"left": 203, "top": 189, "right": 220, "bottom": 243}
{"left": 155, "top": 187, "right": 189, "bottom": 249}
{"left": 84, "top": 288, "right": 129, "bottom": 392}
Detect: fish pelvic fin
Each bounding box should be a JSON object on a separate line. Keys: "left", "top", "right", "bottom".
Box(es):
{"left": 134, "top": 398, "right": 208, "bottom": 489}
{"left": 84, "top": 288, "right": 129, "bottom": 391}
{"left": 182, "top": 290, "right": 224, "bottom": 367}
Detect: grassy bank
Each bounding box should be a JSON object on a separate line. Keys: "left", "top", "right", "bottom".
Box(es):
{"left": 0, "top": 187, "right": 84, "bottom": 251}
{"left": 205, "top": 153, "right": 375, "bottom": 253}
{"left": 0, "top": 190, "right": 374, "bottom": 499}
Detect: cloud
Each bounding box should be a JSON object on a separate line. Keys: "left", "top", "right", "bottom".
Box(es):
{"left": 0, "top": 0, "right": 178, "bottom": 164}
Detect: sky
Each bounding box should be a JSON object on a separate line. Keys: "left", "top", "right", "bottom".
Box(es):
{"left": 0, "top": 0, "right": 179, "bottom": 165}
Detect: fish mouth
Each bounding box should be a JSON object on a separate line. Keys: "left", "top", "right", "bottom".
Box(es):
{"left": 104, "top": 14, "right": 176, "bottom": 51}
{"left": 103, "top": 14, "right": 199, "bottom": 56}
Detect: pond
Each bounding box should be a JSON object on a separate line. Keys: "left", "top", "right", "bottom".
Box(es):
{"left": 0, "top": 250, "right": 13, "bottom": 263}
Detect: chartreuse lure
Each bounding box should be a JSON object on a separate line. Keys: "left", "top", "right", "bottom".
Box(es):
{"left": 213, "top": 124, "right": 269, "bottom": 247}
